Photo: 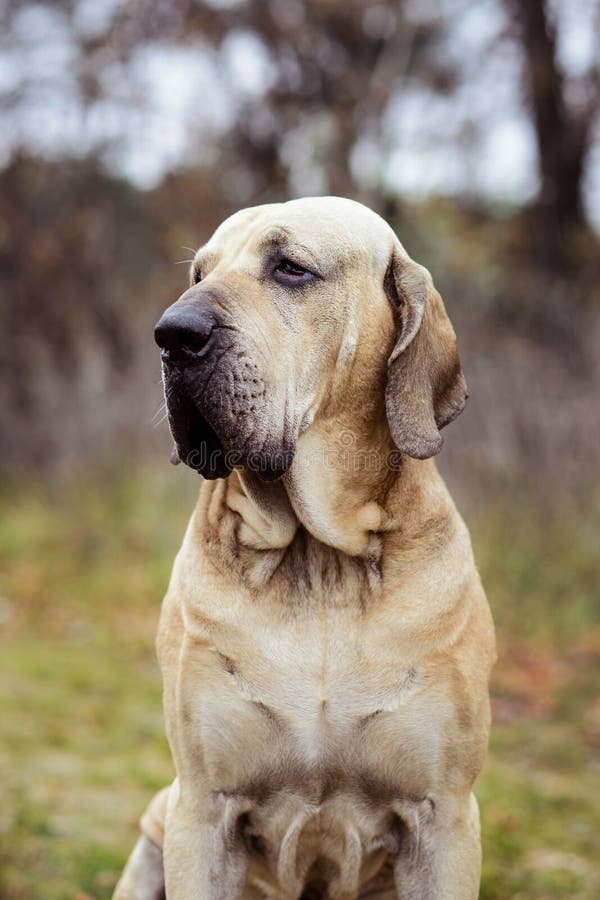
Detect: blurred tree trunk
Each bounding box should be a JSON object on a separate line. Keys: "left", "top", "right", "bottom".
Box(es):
{"left": 510, "top": 0, "right": 594, "bottom": 261}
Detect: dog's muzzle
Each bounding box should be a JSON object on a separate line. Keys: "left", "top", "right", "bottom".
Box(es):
{"left": 155, "top": 293, "right": 295, "bottom": 481}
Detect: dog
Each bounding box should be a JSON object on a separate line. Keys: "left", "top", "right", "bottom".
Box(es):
{"left": 114, "top": 197, "right": 496, "bottom": 899}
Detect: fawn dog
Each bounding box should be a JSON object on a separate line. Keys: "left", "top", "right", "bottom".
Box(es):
{"left": 114, "top": 197, "right": 495, "bottom": 899}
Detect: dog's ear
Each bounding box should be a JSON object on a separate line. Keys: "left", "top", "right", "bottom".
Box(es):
{"left": 384, "top": 247, "right": 467, "bottom": 459}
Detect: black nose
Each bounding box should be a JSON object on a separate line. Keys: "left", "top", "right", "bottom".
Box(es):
{"left": 154, "top": 303, "right": 217, "bottom": 363}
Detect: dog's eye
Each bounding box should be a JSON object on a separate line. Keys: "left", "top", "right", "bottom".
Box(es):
{"left": 273, "top": 259, "right": 314, "bottom": 286}
{"left": 277, "top": 259, "right": 306, "bottom": 277}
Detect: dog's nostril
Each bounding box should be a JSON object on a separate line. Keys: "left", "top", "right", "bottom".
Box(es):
{"left": 154, "top": 304, "right": 217, "bottom": 361}
{"left": 167, "top": 326, "right": 209, "bottom": 353}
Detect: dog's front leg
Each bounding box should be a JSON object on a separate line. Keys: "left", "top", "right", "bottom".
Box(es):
{"left": 391, "top": 794, "right": 481, "bottom": 900}
{"left": 163, "top": 782, "right": 253, "bottom": 900}
{"left": 113, "top": 786, "right": 169, "bottom": 900}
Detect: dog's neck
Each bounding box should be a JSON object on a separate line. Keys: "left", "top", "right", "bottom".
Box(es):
{"left": 217, "top": 406, "right": 439, "bottom": 562}
{"left": 280, "top": 410, "right": 399, "bottom": 557}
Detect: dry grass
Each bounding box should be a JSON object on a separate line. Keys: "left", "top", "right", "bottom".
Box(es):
{"left": 0, "top": 469, "right": 598, "bottom": 898}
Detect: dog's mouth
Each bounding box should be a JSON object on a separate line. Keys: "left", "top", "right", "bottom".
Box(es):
{"left": 163, "top": 364, "right": 295, "bottom": 481}
{"left": 167, "top": 385, "right": 233, "bottom": 479}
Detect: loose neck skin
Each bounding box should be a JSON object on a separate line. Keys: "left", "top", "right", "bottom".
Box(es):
{"left": 210, "top": 402, "right": 448, "bottom": 567}
{"left": 281, "top": 405, "right": 400, "bottom": 558}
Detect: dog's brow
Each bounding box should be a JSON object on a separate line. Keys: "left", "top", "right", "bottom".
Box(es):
{"left": 258, "top": 228, "right": 321, "bottom": 270}
{"left": 257, "top": 227, "right": 290, "bottom": 250}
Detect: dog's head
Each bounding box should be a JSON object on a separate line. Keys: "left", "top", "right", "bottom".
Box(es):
{"left": 156, "top": 197, "right": 466, "bottom": 480}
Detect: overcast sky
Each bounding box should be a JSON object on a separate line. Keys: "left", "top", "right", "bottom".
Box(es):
{"left": 1, "top": 0, "right": 598, "bottom": 227}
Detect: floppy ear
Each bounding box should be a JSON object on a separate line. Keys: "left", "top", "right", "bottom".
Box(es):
{"left": 384, "top": 247, "right": 468, "bottom": 459}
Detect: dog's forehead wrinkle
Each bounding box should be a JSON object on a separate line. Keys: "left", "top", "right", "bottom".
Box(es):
{"left": 204, "top": 200, "right": 395, "bottom": 271}
{"left": 257, "top": 225, "right": 291, "bottom": 245}
{"left": 259, "top": 230, "right": 326, "bottom": 270}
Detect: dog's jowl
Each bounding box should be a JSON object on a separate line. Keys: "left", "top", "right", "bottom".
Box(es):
{"left": 114, "top": 197, "right": 496, "bottom": 900}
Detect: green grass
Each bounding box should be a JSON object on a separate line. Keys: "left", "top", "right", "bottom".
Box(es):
{"left": 0, "top": 471, "right": 598, "bottom": 898}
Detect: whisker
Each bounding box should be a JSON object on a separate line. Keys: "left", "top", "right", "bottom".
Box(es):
{"left": 174, "top": 258, "right": 195, "bottom": 265}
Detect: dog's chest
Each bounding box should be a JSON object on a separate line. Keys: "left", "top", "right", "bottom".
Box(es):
{"left": 176, "top": 589, "right": 447, "bottom": 798}
{"left": 214, "top": 611, "right": 395, "bottom": 740}
{"left": 165, "top": 534, "right": 473, "bottom": 896}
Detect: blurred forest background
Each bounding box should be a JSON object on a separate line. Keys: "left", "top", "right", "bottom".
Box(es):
{"left": 0, "top": 0, "right": 599, "bottom": 897}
